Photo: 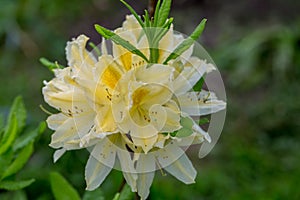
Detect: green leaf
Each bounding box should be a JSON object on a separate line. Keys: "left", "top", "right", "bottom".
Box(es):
{"left": 13, "top": 121, "right": 46, "bottom": 151}
{"left": 112, "top": 193, "right": 120, "bottom": 200}
{"left": 157, "top": 0, "right": 171, "bottom": 27}
{"left": 50, "top": 172, "right": 81, "bottom": 200}
{"left": 198, "top": 117, "right": 210, "bottom": 125}
{"left": 163, "top": 18, "right": 207, "bottom": 64}
{"left": 0, "top": 114, "right": 4, "bottom": 132}
{"left": 0, "top": 114, "right": 18, "bottom": 155}
{"left": 143, "top": 9, "right": 150, "bottom": 27}
{"left": 39, "top": 57, "right": 64, "bottom": 71}
{"left": 83, "top": 188, "right": 105, "bottom": 200}
{"left": 0, "top": 179, "right": 35, "bottom": 190}
{"left": 7, "top": 96, "right": 26, "bottom": 134}
{"left": 153, "top": 0, "right": 161, "bottom": 26}
{"left": 0, "top": 150, "right": 14, "bottom": 178}
{"left": 119, "top": 184, "right": 134, "bottom": 200}
{"left": 193, "top": 77, "right": 205, "bottom": 91}
{"left": 175, "top": 116, "right": 194, "bottom": 138}
{"left": 1, "top": 142, "right": 34, "bottom": 180}
{"left": 95, "top": 24, "right": 149, "bottom": 62}
{"left": 0, "top": 190, "right": 27, "bottom": 200}
{"left": 120, "top": 0, "right": 144, "bottom": 28}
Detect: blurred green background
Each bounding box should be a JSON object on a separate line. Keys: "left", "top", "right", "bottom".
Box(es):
{"left": 1, "top": 0, "right": 300, "bottom": 199}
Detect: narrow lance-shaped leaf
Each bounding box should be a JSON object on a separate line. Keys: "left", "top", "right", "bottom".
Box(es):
{"left": 163, "top": 19, "right": 207, "bottom": 64}
{"left": 0, "top": 114, "right": 18, "bottom": 155}
{"left": 7, "top": 96, "right": 26, "bottom": 133}
{"left": 1, "top": 142, "right": 34, "bottom": 180}
{"left": 193, "top": 76, "right": 205, "bottom": 91}
{"left": 120, "top": 0, "right": 144, "bottom": 27}
{"left": 95, "top": 24, "right": 149, "bottom": 62}
{"left": 157, "top": 0, "right": 172, "bottom": 27}
{"left": 153, "top": 0, "right": 161, "bottom": 26}
{"left": 50, "top": 172, "right": 81, "bottom": 200}
{"left": 0, "top": 179, "right": 35, "bottom": 190}
{"left": 13, "top": 121, "right": 46, "bottom": 151}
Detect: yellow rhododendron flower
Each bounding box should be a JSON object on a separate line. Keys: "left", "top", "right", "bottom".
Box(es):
{"left": 43, "top": 14, "right": 226, "bottom": 200}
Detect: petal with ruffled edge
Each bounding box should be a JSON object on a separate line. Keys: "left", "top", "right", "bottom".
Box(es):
{"left": 65, "top": 35, "right": 96, "bottom": 78}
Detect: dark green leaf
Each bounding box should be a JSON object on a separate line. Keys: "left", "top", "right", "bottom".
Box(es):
{"left": 157, "top": 0, "right": 171, "bottom": 27}
{"left": 120, "top": 0, "right": 144, "bottom": 28}
{"left": 0, "top": 179, "right": 35, "bottom": 190}
{"left": 0, "top": 114, "right": 18, "bottom": 155}
{"left": 193, "top": 77, "right": 205, "bottom": 91}
{"left": 0, "top": 114, "right": 4, "bottom": 132}
{"left": 163, "top": 19, "right": 207, "bottom": 64}
{"left": 1, "top": 142, "right": 34, "bottom": 180}
{"left": 0, "top": 190, "right": 27, "bottom": 200}
{"left": 7, "top": 96, "right": 26, "bottom": 134}
{"left": 13, "top": 121, "right": 46, "bottom": 151}
{"left": 198, "top": 118, "right": 210, "bottom": 125}
{"left": 0, "top": 150, "right": 14, "bottom": 178}
{"left": 83, "top": 188, "right": 105, "bottom": 200}
{"left": 119, "top": 184, "right": 134, "bottom": 200}
{"left": 95, "top": 24, "right": 149, "bottom": 62}
{"left": 39, "top": 57, "right": 64, "bottom": 71}
{"left": 50, "top": 172, "right": 81, "bottom": 200}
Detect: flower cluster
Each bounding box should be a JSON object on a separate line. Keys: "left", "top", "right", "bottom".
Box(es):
{"left": 43, "top": 13, "right": 226, "bottom": 200}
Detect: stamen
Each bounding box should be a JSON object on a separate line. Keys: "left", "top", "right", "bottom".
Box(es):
{"left": 39, "top": 105, "right": 53, "bottom": 115}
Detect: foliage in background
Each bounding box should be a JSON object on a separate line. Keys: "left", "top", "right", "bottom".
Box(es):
{"left": 0, "top": 0, "right": 300, "bottom": 199}
{"left": 0, "top": 96, "right": 45, "bottom": 198}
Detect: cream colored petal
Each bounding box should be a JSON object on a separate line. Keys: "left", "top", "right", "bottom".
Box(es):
{"left": 163, "top": 151, "right": 196, "bottom": 184}
{"left": 85, "top": 154, "right": 113, "bottom": 190}
{"left": 46, "top": 113, "right": 68, "bottom": 130}
{"left": 158, "top": 26, "right": 174, "bottom": 63}
{"left": 154, "top": 133, "right": 170, "bottom": 148}
{"left": 134, "top": 64, "right": 174, "bottom": 84}
{"left": 95, "top": 108, "right": 117, "bottom": 133}
{"left": 155, "top": 142, "right": 183, "bottom": 168}
{"left": 85, "top": 138, "right": 117, "bottom": 190}
{"left": 53, "top": 148, "right": 66, "bottom": 163}
{"left": 101, "top": 37, "right": 108, "bottom": 55}
{"left": 122, "top": 15, "right": 142, "bottom": 38}
{"left": 66, "top": 34, "right": 95, "bottom": 70}
{"left": 160, "top": 101, "right": 181, "bottom": 133}
{"left": 156, "top": 142, "right": 196, "bottom": 184}
{"left": 130, "top": 125, "right": 158, "bottom": 154}
{"left": 178, "top": 91, "right": 226, "bottom": 116}
{"left": 173, "top": 58, "right": 216, "bottom": 95}
{"left": 136, "top": 154, "right": 155, "bottom": 200}
{"left": 117, "top": 148, "right": 137, "bottom": 192}
{"left": 50, "top": 113, "right": 94, "bottom": 149}
{"left": 149, "top": 104, "right": 167, "bottom": 132}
